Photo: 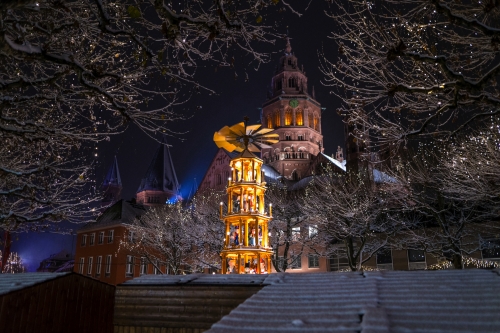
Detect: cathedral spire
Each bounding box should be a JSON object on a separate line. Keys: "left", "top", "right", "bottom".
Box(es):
{"left": 101, "top": 156, "right": 122, "bottom": 207}
{"left": 136, "top": 138, "right": 181, "bottom": 205}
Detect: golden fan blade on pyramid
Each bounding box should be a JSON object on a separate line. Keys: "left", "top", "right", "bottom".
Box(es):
{"left": 213, "top": 119, "right": 278, "bottom": 153}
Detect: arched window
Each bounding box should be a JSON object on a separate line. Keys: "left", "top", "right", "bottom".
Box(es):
{"left": 267, "top": 115, "right": 273, "bottom": 129}
{"left": 296, "top": 108, "right": 303, "bottom": 126}
{"left": 314, "top": 114, "right": 319, "bottom": 131}
{"left": 285, "top": 108, "right": 292, "bottom": 126}
{"left": 216, "top": 174, "right": 222, "bottom": 185}
{"left": 274, "top": 111, "right": 280, "bottom": 127}
{"left": 308, "top": 112, "right": 314, "bottom": 129}
{"left": 288, "top": 77, "right": 295, "bottom": 88}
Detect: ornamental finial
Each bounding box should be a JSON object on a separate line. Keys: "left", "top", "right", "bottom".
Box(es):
{"left": 285, "top": 37, "right": 292, "bottom": 54}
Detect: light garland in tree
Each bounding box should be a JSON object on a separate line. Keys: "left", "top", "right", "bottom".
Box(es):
{"left": 427, "top": 256, "right": 499, "bottom": 270}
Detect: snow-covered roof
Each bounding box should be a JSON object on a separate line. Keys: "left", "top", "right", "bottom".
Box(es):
{"left": 320, "top": 152, "right": 346, "bottom": 172}
{"left": 373, "top": 168, "right": 397, "bottom": 184}
{"left": 121, "top": 273, "right": 268, "bottom": 286}
{"left": 0, "top": 273, "right": 69, "bottom": 296}
{"left": 206, "top": 269, "right": 500, "bottom": 333}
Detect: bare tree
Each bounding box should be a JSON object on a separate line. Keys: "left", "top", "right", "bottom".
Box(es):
{"left": 0, "top": 0, "right": 285, "bottom": 229}
{"left": 189, "top": 188, "right": 226, "bottom": 272}
{"left": 392, "top": 122, "right": 500, "bottom": 269}
{"left": 122, "top": 189, "right": 226, "bottom": 274}
{"left": 266, "top": 182, "right": 322, "bottom": 272}
{"left": 303, "top": 165, "right": 405, "bottom": 271}
{"left": 123, "top": 203, "right": 195, "bottom": 275}
{"left": 321, "top": 0, "right": 500, "bottom": 154}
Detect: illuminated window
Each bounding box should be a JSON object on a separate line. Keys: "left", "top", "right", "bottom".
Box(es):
{"left": 274, "top": 111, "right": 280, "bottom": 127}
{"left": 285, "top": 109, "right": 292, "bottom": 126}
{"left": 296, "top": 108, "right": 303, "bottom": 125}
{"left": 314, "top": 114, "right": 319, "bottom": 131}
{"left": 292, "top": 227, "right": 300, "bottom": 241}
{"left": 267, "top": 115, "right": 273, "bottom": 128}
{"left": 309, "top": 225, "right": 318, "bottom": 238}
{"left": 308, "top": 112, "right": 313, "bottom": 129}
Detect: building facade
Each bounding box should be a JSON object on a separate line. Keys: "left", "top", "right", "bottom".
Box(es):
{"left": 74, "top": 141, "right": 181, "bottom": 285}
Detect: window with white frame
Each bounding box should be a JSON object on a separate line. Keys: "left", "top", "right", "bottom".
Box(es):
{"left": 96, "top": 256, "right": 102, "bottom": 276}
{"left": 140, "top": 257, "right": 148, "bottom": 275}
{"left": 81, "top": 234, "right": 87, "bottom": 247}
{"left": 108, "top": 230, "right": 114, "bottom": 243}
{"left": 105, "top": 255, "right": 112, "bottom": 275}
{"left": 78, "top": 257, "right": 85, "bottom": 274}
{"left": 291, "top": 227, "right": 300, "bottom": 241}
{"left": 309, "top": 225, "right": 318, "bottom": 238}
{"left": 153, "top": 260, "right": 161, "bottom": 275}
{"left": 308, "top": 254, "right": 320, "bottom": 268}
{"left": 89, "top": 233, "right": 95, "bottom": 246}
{"left": 126, "top": 255, "right": 134, "bottom": 276}
{"left": 98, "top": 232, "right": 104, "bottom": 244}
{"left": 87, "top": 257, "right": 93, "bottom": 275}
{"left": 128, "top": 230, "right": 134, "bottom": 243}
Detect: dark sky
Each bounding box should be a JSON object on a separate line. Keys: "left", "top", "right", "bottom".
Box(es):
{"left": 12, "top": 1, "right": 345, "bottom": 271}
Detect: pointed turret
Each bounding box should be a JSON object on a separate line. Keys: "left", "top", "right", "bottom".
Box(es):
{"left": 136, "top": 138, "right": 181, "bottom": 206}
{"left": 101, "top": 156, "right": 122, "bottom": 207}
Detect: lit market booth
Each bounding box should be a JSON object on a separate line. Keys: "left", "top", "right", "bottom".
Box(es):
{"left": 213, "top": 118, "right": 278, "bottom": 274}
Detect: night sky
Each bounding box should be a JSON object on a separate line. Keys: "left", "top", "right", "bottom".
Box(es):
{"left": 12, "top": 2, "right": 345, "bottom": 271}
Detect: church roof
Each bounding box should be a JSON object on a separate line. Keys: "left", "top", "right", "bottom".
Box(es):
{"left": 79, "top": 199, "right": 146, "bottom": 232}
{"left": 102, "top": 155, "right": 122, "bottom": 187}
{"left": 137, "top": 139, "right": 180, "bottom": 194}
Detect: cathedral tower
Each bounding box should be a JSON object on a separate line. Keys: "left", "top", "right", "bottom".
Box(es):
{"left": 101, "top": 156, "right": 122, "bottom": 207}
{"left": 136, "top": 139, "right": 181, "bottom": 206}
{"left": 261, "top": 38, "right": 323, "bottom": 180}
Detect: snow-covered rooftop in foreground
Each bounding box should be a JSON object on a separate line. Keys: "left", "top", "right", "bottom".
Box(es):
{"left": 0, "top": 272, "right": 69, "bottom": 296}
{"left": 205, "top": 269, "right": 500, "bottom": 333}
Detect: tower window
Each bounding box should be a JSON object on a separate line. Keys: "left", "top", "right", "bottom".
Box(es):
{"left": 288, "top": 59, "right": 292, "bottom": 65}
{"left": 267, "top": 115, "right": 273, "bottom": 129}
{"left": 285, "top": 109, "right": 292, "bottom": 126}
{"left": 314, "top": 115, "right": 319, "bottom": 131}
{"left": 288, "top": 77, "right": 295, "bottom": 88}
{"left": 285, "top": 134, "right": 291, "bottom": 141}
{"left": 274, "top": 111, "right": 280, "bottom": 127}
{"left": 297, "top": 134, "right": 304, "bottom": 141}
{"left": 308, "top": 112, "right": 314, "bottom": 129}
{"left": 296, "top": 108, "right": 303, "bottom": 126}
